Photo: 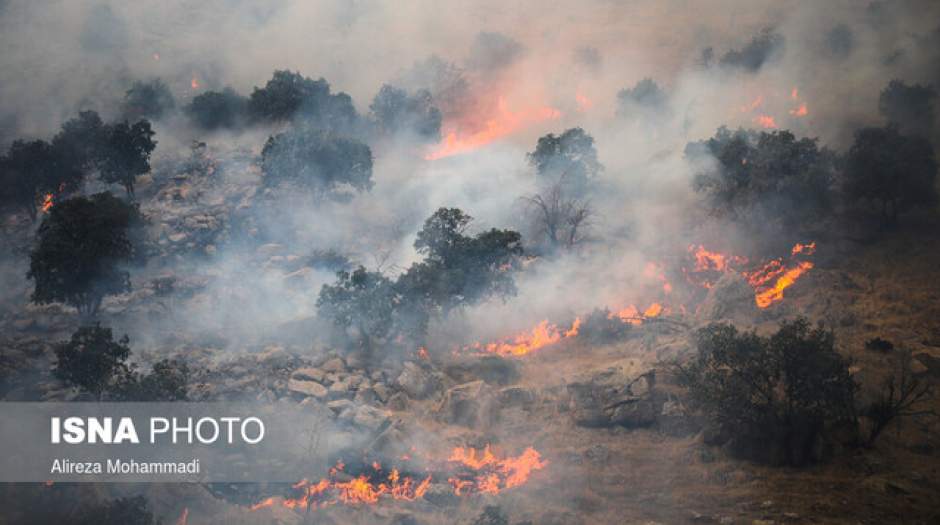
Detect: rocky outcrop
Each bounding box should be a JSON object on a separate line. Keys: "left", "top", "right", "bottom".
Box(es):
{"left": 436, "top": 380, "right": 499, "bottom": 428}
{"left": 567, "top": 368, "right": 661, "bottom": 428}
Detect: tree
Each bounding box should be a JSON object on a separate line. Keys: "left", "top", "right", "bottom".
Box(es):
{"left": 317, "top": 266, "right": 399, "bottom": 355}
{"left": 617, "top": 78, "right": 668, "bottom": 116}
{"left": 261, "top": 126, "right": 373, "bottom": 197}
{"left": 122, "top": 78, "right": 176, "bottom": 121}
{"left": 53, "top": 324, "right": 131, "bottom": 400}
{"left": 863, "top": 347, "right": 934, "bottom": 446}
{"left": 527, "top": 128, "right": 601, "bottom": 194}
{"left": 247, "top": 70, "right": 358, "bottom": 130}
{"left": 0, "top": 138, "right": 82, "bottom": 220}
{"left": 397, "top": 207, "right": 522, "bottom": 312}
{"left": 52, "top": 110, "right": 108, "bottom": 175}
{"left": 718, "top": 28, "right": 785, "bottom": 72}
{"left": 676, "top": 319, "right": 857, "bottom": 466}
{"left": 185, "top": 88, "right": 248, "bottom": 130}
{"left": 114, "top": 358, "right": 190, "bottom": 401}
{"left": 844, "top": 126, "right": 938, "bottom": 226}
{"left": 878, "top": 80, "right": 937, "bottom": 137}
{"left": 99, "top": 120, "right": 157, "bottom": 197}
{"left": 369, "top": 84, "right": 442, "bottom": 141}
{"left": 688, "top": 127, "right": 838, "bottom": 224}
{"left": 522, "top": 184, "right": 592, "bottom": 252}
{"left": 28, "top": 192, "right": 143, "bottom": 316}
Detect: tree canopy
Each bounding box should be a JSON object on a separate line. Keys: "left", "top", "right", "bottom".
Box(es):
{"left": 0, "top": 138, "right": 83, "bottom": 220}
{"left": 878, "top": 79, "right": 937, "bottom": 137}
{"left": 122, "top": 78, "right": 176, "bottom": 121}
{"left": 261, "top": 126, "right": 373, "bottom": 198}
{"left": 53, "top": 324, "right": 131, "bottom": 400}
{"left": 527, "top": 128, "right": 601, "bottom": 194}
{"left": 185, "top": 88, "right": 248, "bottom": 130}
{"left": 247, "top": 70, "right": 358, "bottom": 130}
{"left": 369, "top": 84, "right": 442, "bottom": 141}
{"left": 844, "top": 126, "right": 938, "bottom": 225}
{"left": 98, "top": 120, "right": 157, "bottom": 197}
{"left": 28, "top": 192, "right": 144, "bottom": 316}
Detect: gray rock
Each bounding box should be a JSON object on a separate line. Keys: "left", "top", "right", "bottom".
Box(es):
{"left": 436, "top": 380, "right": 499, "bottom": 429}
{"left": 321, "top": 357, "right": 346, "bottom": 373}
{"left": 346, "top": 374, "right": 366, "bottom": 389}
{"left": 498, "top": 386, "right": 536, "bottom": 408}
{"left": 386, "top": 392, "right": 409, "bottom": 411}
{"left": 396, "top": 361, "right": 438, "bottom": 399}
{"left": 351, "top": 405, "right": 390, "bottom": 431}
{"left": 287, "top": 379, "right": 328, "bottom": 399}
{"left": 291, "top": 367, "right": 326, "bottom": 383}
{"left": 354, "top": 387, "right": 378, "bottom": 405}
{"left": 697, "top": 272, "right": 756, "bottom": 322}
{"left": 329, "top": 380, "right": 351, "bottom": 396}
{"left": 567, "top": 368, "right": 660, "bottom": 428}
{"left": 327, "top": 399, "right": 355, "bottom": 414}
{"left": 373, "top": 383, "right": 391, "bottom": 403}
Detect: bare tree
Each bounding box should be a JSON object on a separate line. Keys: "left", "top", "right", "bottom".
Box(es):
{"left": 522, "top": 184, "right": 593, "bottom": 251}
{"left": 864, "top": 348, "right": 935, "bottom": 446}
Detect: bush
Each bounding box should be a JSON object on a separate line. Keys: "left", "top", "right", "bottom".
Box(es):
{"left": 676, "top": 318, "right": 857, "bottom": 465}
{"left": 261, "top": 126, "right": 373, "bottom": 198}
{"left": 54, "top": 324, "right": 131, "bottom": 400}
{"left": 185, "top": 88, "right": 248, "bottom": 130}
{"left": 863, "top": 347, "right": 933, "bottom": 446}
{"left": 122, "top": 79, "right": 175, "bottom": 121}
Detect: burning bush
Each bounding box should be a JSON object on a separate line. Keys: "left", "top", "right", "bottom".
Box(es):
{"left": 0, "top": 138, "right": 83, "bottom": 220}
{"left": 676, "top": 318, "right": 857, "bottom": 466}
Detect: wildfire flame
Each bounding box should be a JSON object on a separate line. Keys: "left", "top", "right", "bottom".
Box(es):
{"left": 575, "top": 92, "right": 593, "bottom": 112}
{"left": 753, "top": 114, "right": 777, "bottom": 128}
{"left": 250, "top": 446, "right": 547, "bottom": 513}
{"left": 40, "top": 193, "right": 53, "bottom": 213}
{"left": 190, "top": 76, "right": 200, "bottom": 90}
{"left": 425, "top": 97, "right": 561, "bottom": 160}
{"left": 467, "top": 318, "right": 581, "bottom": 356}
{"left": 175, "top": 508, "right": 188, "bottom": 525}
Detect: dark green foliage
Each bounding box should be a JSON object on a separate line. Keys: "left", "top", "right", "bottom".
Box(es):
{"left": 527, "top": 128, "right": 601, "bottom": 194}
{"left": 617, "top": 78, "right": 668, "bottom": 115}
{"left": 398, "top": 207, "right": 522, "bottom": 312}
{"left": 52, "top": 110, "right": 108, "bottom": 174}
{"left": 316, "top": 266, "right": 399, "bottom": 355}
{"left": 578, "top": 308, "right": 632, "bottom": 344}
{"left": 99, "top": 120, "right": 157, "bottom": 197}
{"left": 74, "top": 495, "right": 155, "bottom": 525}
{"left": 688, "top": 127, "right": 838, "bottom": 225}
{"left": 0, "top": 138, "right": 83, "bottom": 220}
{"left": 369, "top": 84, "right": 442, "bottom": 141}
{"left": 844, "top": 126, "right": 937, "bottom": 226}
{"left": 247, "top": 70, "right": 358, "bottom": 129}
{"left": 718, "top": 28, "right": 784, "bottom": 72}
{"left": 261, "top": 126, "right": 373, "bottom": 197}
{"left": 123, "top": 79, "right": 176, "bottom": 120}
{"left": 28, "top": 192, "right": 143, "bottom": 316}
{"left": 185, "top": 88, "right": 248, "bottom": 130}
{"left": 115, "top": 358, "right": 190, "bottom": 401}
{"left": 676, "top": 319, "right": 857, "bottom": 465}
{"left": 53, "top": 324, "right": 131, "bottom": 400}
{"left": 878, "top": 80, "right": 936, "bottom": 137}
{"left": 305, "top": 249, "right": 353, "bottom": 272}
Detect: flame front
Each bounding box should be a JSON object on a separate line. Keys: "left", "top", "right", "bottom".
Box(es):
{"left": 40, "top": 193, "right": 53, "bottom": 213}
{"left": 447, "top": 445, "right": 548, "bottom": 495}
{"left": 466, "top": 318, "right": 581, "bottom": 356}
{"left": 425, "top": 97, "right": 561, "bottom": 160}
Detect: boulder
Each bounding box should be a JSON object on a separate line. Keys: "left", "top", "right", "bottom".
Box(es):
{"left": 327, "top": 399, "right": 355, "bottom": 414}
{"left": 445, "top": 355, "right": 520, "bottom": 386}
{"left": 567, "top": 368, "right": 660, "bottom": 428}
{"left": 373, "top": 383, "right": 391, "bottom": 403}
{"left": 498, "top": 386, "right": 536, "bottom": 408}
{"left": 396, "top": 362, "right": 439, "bottom": 399}
{"left": 291, "top": 367, "right": 326, "bottom": 383}
{"left": 351, "top": 405, "right": 390, "bottom": 432}
{"left": 321, "top": 357, "right": 347, "bottom": 373}
{"left": 386, "top": 392, "right": 409, "bottom": 411}
{"left": 696, "top": 272, "right": 756, "bottom": 322}
{"left": 354, "top": 387, "right": 378, "bottom": 405}
{"left": 436, "top": 380, "right": 499, "bottom": 428}
{"left": 287, "top": 379, "right": 328, "bottom": 399}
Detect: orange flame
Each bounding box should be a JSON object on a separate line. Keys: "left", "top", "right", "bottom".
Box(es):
{"left": 751, "top": 261, "right": 813, "bottom": 308}
{"left": 175, "top": 508, "right": 188, "bottom": 525}
{"left": 467, "top": 318, "right": 581, "bottom": 356}
{"left": 753, "top": 115, "right": 777, "bottom": 128}
{"left": 190, "top": 76, "right": 200, "bottom": 90}
{"left": 789, "top": 103, "right": 808, "bottom": 117}
{"left": 447, "top": 446, "right": 548, "bottom": 495}
{"left": 40, "top": 193, "right": 54, "bottom": 213}
{"left": 576, "top": 92, "right": 593, "bottom": 112}
{"left": 426, "top": 97, "right": 561, "bottom": 160}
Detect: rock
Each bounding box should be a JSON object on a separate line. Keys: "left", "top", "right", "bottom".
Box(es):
{"left": 299, "top": 398, "right": 335, "bottom": 420}
{"left": 326, "top": 399, "right": 355, "bottom": 414}
{"left": 346, "top": 374, "right": 366, "bottom": 389}
{"left": 373, "top": 383, "right": 391, "bottom": 403}
{"left": 354, "top": 387, "right": 378, "bottom": 405}
{"left": 256, "top": 346, "right": 292, "bottom": 368}
{"left": 291, "top": 367, "right": 326, "bottom": 382}
{"left": 697, "top": 272, "right": 756, "bottom": 322}
{"left": 498, "top": 386, "right": 536, "bottom": 408}
{"left": 329, "top": 380, "right": 352, "bottom": 396}
{"left": 386, "top": 392, "right": 409, "bottom": 411}
{"left": 287, "top": 379, "right": 328, "bottom": 399}
{"left": 445, "top": 355, "right": 520, "bottom": 386}
{"left": 436, "top": 380, "right": 499, "bottom": 429}
{"left": 351, "top": 405, "right": 390, "bottom": 431}
{"left": 321, "top": 357, "right": 346, "bottom": 373}
{"left": 567, "top": 368, "right": 660, "bottom": 428}
{"left": 396, "top": 362, "right": 439, "bottom": 399}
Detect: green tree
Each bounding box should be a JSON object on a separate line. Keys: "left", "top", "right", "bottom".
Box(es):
{"left": 185, "top": 88, "right": 248, "bottom": 130}
{"left": 676, "top": 318, "right": 857, "bottom": 465}
{"left": 99, "top": 120, "right": 157, "bottom": 197}
{"left": 52, "top": 110, "right": 108, "bottom": 175}
{"left": 115, "top": 358, "right": 190, "bottom": 401}
{"left": 369, "top": 84, "right": 442, "bottom": 141}
{"left": 317, "top": 266, "right": 399, "bottom": 356}
{"left": 878, "top": 79, "right": 937, "bottom": 137}
{"left": 53, "top": 324, "right": 131, "bottom": 400}
{"left": 247, "top": 70, "right": 358, "bottom": 130}
{"left": 261, "top": 126, "right": 373, "bottom": 197}
{"left": 527, "top": 128, "right": 601, "bottom": 194}
{"left": 122, "top": 78, "right": 176, "bottom": 121}
{"left": 28, "top": 192, "right": 143, "bottom": 316}
{"left": 0, "top": 139, "right": 83, "bottom": 220}
{"left": 844, "top": 126, "right": 938, "bottom": 226}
